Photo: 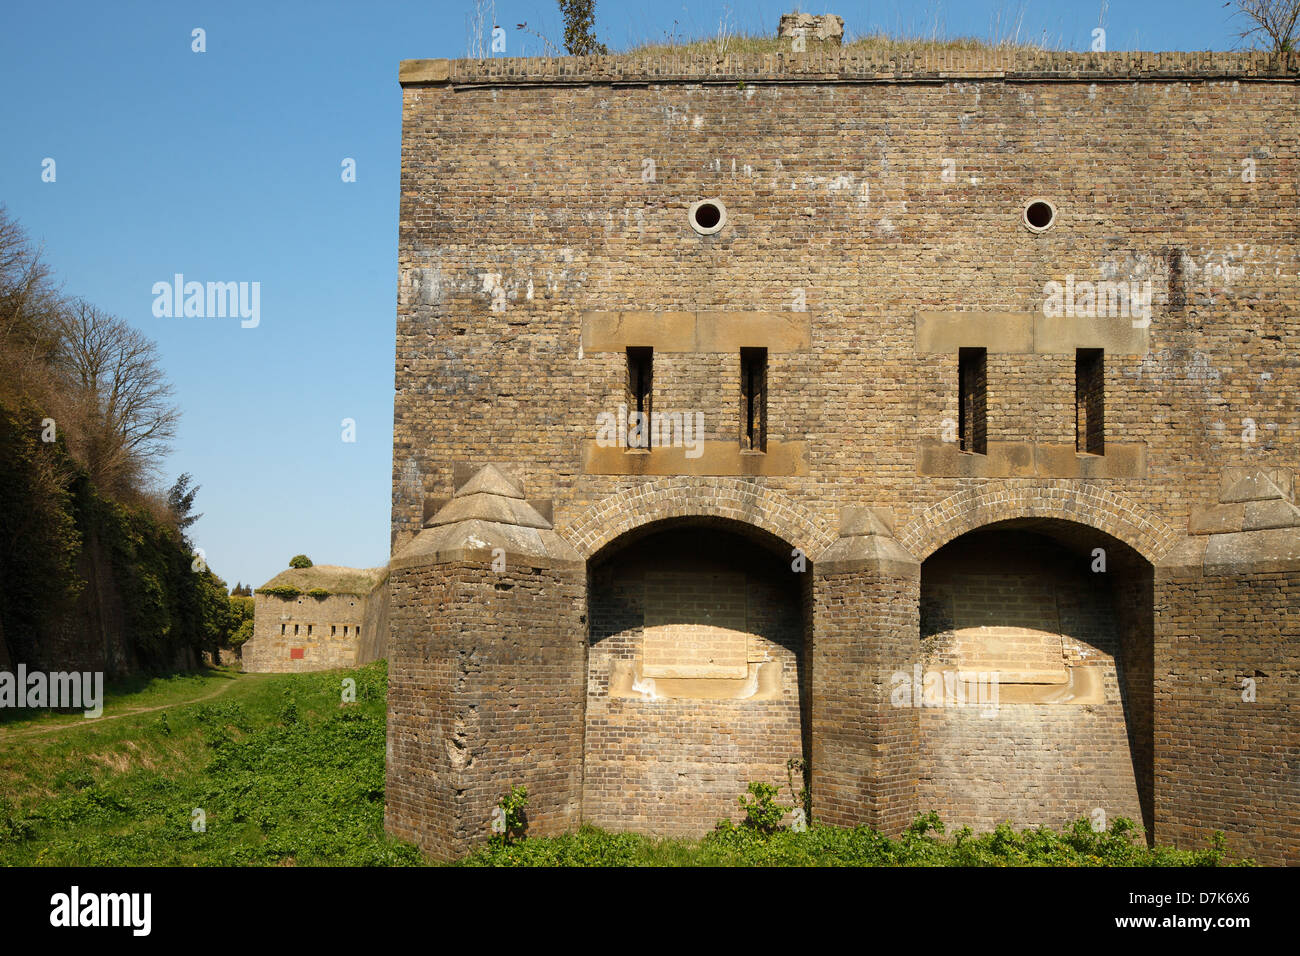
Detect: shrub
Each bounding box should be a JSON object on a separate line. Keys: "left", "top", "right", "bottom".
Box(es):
{"left": 491, "top": 785, "right": 529, "bottom": 845}
{"left": 257, "top": 585, "right": 301, "bottom": 598}
{"left": 289, "top": 554, "right": 313, "bottom": 569}
{"left": 732, "top": 781, "right": 791, "bottom": 835}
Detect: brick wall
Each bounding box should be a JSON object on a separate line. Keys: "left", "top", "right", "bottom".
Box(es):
{"left": 395, "top": 56, "right": 1297, "bottom": 551}
{"left": 243, "top": 592, "right": 368, "bottom": 673}
{"left": 1155, "top": 565, "right": 1300, "bottom": 865}
{"left": 385, "top": 559, "right": 586, "bottom": 861}
{"left": 585, "top": 527, "right": 804, "bottom": 834}
{"left": 393, "top": 49, "right": 1298, "bottom": 857}
{"left": 918, "top": 528, "right": 1147, "bottom": 834}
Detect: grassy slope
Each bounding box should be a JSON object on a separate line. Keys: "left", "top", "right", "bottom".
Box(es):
{"left": 0, "top": 667, "right": 245, "bottom": 732}
{"left": 1, "top": 663, "right": 1243, "bottom": 866}
{"left": 0, "top": 661, "right": 421, "bottom": 866}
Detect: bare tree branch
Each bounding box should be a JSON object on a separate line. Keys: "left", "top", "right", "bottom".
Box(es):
{"left": 1224, "top": 0, "right": 1300, "bottom": 53}
{"left": 53, "top": 299, "right": 179, "bottom": 493}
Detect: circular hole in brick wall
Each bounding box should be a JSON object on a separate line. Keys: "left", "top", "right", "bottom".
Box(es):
{"left": 1023, "top": 199, "right": 1057, "bottom": 232}
{"left": 689, "top": 199, "right": 726, "bottom": 235}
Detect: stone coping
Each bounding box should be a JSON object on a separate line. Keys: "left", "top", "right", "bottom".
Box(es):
{"left": 401, "top": 50, "right": 1298, "bottom": 88}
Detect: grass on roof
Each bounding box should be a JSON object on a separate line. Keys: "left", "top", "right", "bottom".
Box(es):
{"left": 620, "top": 30, "right": 1053, "bottom": 59}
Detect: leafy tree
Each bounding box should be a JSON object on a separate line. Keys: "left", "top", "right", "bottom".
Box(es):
{"left": 167, "top": 473, "right": 202, "bottom": 539}
{"left": 557, "top": 0, "right": 607, "bottom": 55}
{"left": 289, "top": 554, "right": 313, "bottom": 569}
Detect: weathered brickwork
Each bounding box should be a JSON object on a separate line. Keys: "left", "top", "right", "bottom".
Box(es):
{"left": 384, "top": 559, "right": 586, "bottom": 860}
{"left": 585, "top": 527, "right": 804, "bottom": 834}
{"left": 390, "top": 47, "right": 1298, "bottom": 861}
{"left": 243, "top": 566, "right": 389, "bottom": 673}
{"left": 918, "top": 529, "right": 1146, "bottom": 832}
{"left": 1154, "top": 563, "right": 1300, "bottom": 867}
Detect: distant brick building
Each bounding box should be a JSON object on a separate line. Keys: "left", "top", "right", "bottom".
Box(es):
{"left": 243, "top": 565, "right": 388, "bottom": 673}
{"left": 386, "top": 41, "right": 1299, "bottom": 863}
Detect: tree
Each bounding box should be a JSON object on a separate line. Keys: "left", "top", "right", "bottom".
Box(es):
{"left": 53, "top": 299, "right": 179, "bottom": 495}
{"left": 167, "top": 473, "right": 202, "bottom": 540}
{"left": 558, "top": 0, "right": 607, "bottom": 55}
{"left": 1225, "top": 0, "right": 1300, "bottom": 53}
{"left": 0, "top": 207, "right": 63, "bottom": 401}
{"left": 289, "top": 554, "right": 313, "bottom": 569}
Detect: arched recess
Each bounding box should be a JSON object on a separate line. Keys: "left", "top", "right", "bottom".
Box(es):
{"left": 917, "top": 515, "right": 1156, "bottom": 840}
{"left": 582, "top": 515, "right": 813, "bottom": 836}
{"left": 897, "top": 481, "right": 1179, "bottom": 565}
{"left": 561, "top": 477, "right": 836, "bottom": 561}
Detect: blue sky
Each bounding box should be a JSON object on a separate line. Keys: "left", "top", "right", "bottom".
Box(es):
{"left": 0, "top": 0, "right": 1257, "bottom": 589}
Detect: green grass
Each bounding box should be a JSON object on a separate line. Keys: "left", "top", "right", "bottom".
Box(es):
{"left": 621, "top": 31, "right": 1051, "bottom": 59}
{"left": 0, "top": 666, "right": 244, "bottom": 730}
{"left": 0, "top": 661, "right": 422, "bottom": 865}
{"left": 0, "top": 664, "right": 1247, "bottom": 866}
{"left": 460, "top": 817, "right": 1243, "bottom": 868}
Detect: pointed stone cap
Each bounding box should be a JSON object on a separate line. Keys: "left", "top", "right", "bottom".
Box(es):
{"left": 1177, "top": 467, "right": 1300, "bottom": 575}
{"left": 1220, "top": 467, "right": 1293, "bottom": 503}
{"left": 393, "top": 465, "right": 580, "bottom": 571}
{"left": 1190, "top": 468, "right": 1300, "bottom": 536}
{"left": 456, "top": 463, "right": 524, "bottom": 500}
{"left": 817, "top": 505, "right": 918, "bottom": 575}
{"left": 425, "top": 464, "right": 550, "bottom": 530}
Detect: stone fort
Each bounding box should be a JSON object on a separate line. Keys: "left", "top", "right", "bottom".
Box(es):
{"left": 384, "top": 34, "right": 1298, "bottom": 863}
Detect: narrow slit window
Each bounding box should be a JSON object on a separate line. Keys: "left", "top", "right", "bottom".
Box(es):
{"left": 294, "top": 624, "right": 299, "bottom": 636}
{"left": 626, "top": 347, "right": 653, "bottom": 450}
{"left": 1076, "top": 348, "right": 1105, "bottom": 455}
{"left": 740, "top": 347, "right": 768, "bottom": 452}
{"left": 307, "top": 624, "right": 313, "bottom": 636}
{"left": 280, "top": 624, "right": 286, "bottom": 635}
{"left": 958, "top": 347, "right": 987, "bottom": 455}
{"left": 331, "top": 625, "right": 337, "bottom": 637}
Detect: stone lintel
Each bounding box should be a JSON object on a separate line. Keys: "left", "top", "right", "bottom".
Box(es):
{"left": 917, "top": 439, "right": 1146, "bottom": 478}
{"left": 583, "top": 440, "right": 807, "bottom": 476}
{"left": 915, "top": 311, "right": 1149, "bottom": 355}
{"left": 915, "top": 311, "right": 1033, "bottom": 353}
{"left": 581, "top": 311, "right": 812, "bottom": 353}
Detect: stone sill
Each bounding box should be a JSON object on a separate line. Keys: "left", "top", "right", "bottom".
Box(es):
{"left": 918, "top": 438, "right": 1146, "bottom": 478}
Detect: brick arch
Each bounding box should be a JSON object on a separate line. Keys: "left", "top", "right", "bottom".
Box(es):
{"left": 561, "top": 478, "right": 836, "bottom": 560}
{"left": 897, "top": 481, "right": 1179, "bottom": 565}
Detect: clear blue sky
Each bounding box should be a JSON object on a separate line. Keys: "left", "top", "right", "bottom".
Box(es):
{"left": 0, "top": 0, "right": 1254, "bottom": 589}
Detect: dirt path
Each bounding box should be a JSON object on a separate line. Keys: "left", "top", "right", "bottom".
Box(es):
{"left": 0, "top": 673, "right": 256, "bottom": 741}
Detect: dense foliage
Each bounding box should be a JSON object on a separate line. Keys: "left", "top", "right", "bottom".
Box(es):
{"left": 0, "top": 206, "right": 244, "bottom": 673}
{"left": 1, "top": 662, "right": 422, "bottom": 865}
{"left": 0, "top": 664, "right": 1248, "bottom": 868}
{"left": 462, "top": 813, "right": 1242, "bottom": 868}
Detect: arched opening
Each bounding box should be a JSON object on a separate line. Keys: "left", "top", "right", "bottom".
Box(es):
{"left": 584, "top": 517, "right": 810, "bottom": 835}
{"left": 918, "top": 518, "right": 1154, "bottom": 839}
